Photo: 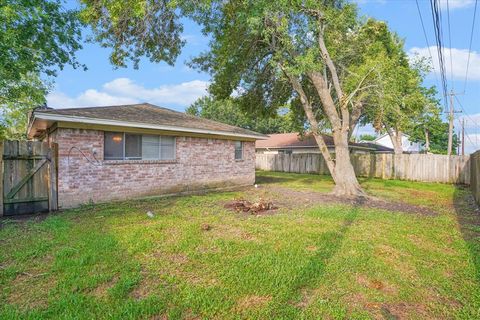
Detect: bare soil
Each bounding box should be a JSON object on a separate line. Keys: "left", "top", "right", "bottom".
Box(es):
{"left": 233, "top": 185, "right": 439, "bottom": 216}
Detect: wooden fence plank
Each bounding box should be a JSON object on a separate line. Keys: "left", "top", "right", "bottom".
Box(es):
{"left": 2, "top": 140, "right": 57, "bottom": 216}
{"left": 5, "top": 159, "right": 48, "bottom": 200}
{"left": 256, "top": 153, "right": 471, "bottom": 184}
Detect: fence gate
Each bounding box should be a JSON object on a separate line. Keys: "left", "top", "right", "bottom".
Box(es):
{"left": 0, "top": 141, "right": 58, "bottom": 216}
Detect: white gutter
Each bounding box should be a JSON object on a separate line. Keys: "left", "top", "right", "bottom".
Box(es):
{"left": 31, "top": 112, "right": 268, "bottom": 140}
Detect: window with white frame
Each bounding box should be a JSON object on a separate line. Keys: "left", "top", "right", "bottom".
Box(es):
{"left": 104, "top": 132, "right": 176, "bottom": 160}
{"left": 234, "top": 141, "right": 243, "bottom": 160}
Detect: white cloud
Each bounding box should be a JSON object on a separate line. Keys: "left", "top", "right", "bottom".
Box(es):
{"left": 458, "top": 113, "right": 480, "bottom": 129}
{"left": 408, "top": 46, "right": 480, "bottom": 80}
{"left": 454, "top": 116, "right": 480, "bottom": 154}
{"left": 440, "top": 0, "right": 475, "bottom": 10}
{"left": 462, "top": 133, "right": 480, "bottom": 154}
{"left": 47, "top": 78, "right": 209, "bottom": 109}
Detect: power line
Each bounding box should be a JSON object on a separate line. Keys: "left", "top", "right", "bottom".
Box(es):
{"left": 446, "top": 0, "right": 454, "bottom": 89}
{"left": 454, "top": 95, "right": 480, "bottom": 128}
{"left": 463, "top": 0, "right": 478, "bottom": 93}
{"left": 415, "top": 0, "right": 441, "bottom": 92}
{"left": 453, "top": 95, "right": 480, "bottom": 151}
{"left": 429, "top": 0, "right": 449, "bottom": 112}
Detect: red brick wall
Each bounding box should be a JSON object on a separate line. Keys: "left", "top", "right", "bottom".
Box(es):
{"left": 50, "top": 128, "right": 255, "bottom": 208}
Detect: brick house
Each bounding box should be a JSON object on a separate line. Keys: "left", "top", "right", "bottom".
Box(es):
{"left": 27, "top": 103, "right": 266, "bottom": 208}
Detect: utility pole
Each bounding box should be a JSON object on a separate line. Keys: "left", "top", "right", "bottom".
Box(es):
{"left": 462, "top": 118, "right": 465, "bottom": 156}
{"left": 447, "top": 90, "right": 454, "bottom": 156}
{"left": 446, "top": 90, "right": 463, "bottom": 156}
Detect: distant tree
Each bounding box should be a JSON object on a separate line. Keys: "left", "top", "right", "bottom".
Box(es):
{"left": 0, "top": 0, "right": 83, "bottom": 139}
{"left": 358, "top": 134, "right": 376, "bottom": 141}
{"left": 409, "top": 107, "right": 458, "bottom": 154}
{"left": 362, "top": 34, "right": 431, "bottom": 154}
{"left": 186, "top": 96, "right": 305, "bottom": 134}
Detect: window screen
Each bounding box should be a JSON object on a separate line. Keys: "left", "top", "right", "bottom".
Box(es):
{"left": 104, "top": 132, "right": 175, "bottom": 161}
{"left": 142, "top": 135, "right": 160, "bottom": 160}
{"left": 125, "top": 134, "right": 142, "bottom": 159}
{"left": 160, "top": 136, "right": 175, "bottom": 160}
{"left": 234, "top": 141, "right": 243, "bottom": 160}
{"left": 104, "top": 132, "right": 124, "bottom": 160}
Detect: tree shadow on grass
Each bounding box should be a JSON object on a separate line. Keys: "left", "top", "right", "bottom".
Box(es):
{"left": 279, "top": 206, "right": 360, "bottom": 311}
{"left": 452, "top": 186, "right": 480, "bottom": 283}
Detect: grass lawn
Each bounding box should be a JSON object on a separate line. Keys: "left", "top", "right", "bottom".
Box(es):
{"left": 1, "top": 171, "right": 480, "bottom": 319}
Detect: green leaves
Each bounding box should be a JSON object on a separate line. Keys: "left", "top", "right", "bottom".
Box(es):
{"left": 0, "top": 0, "right": 83, "bottom": 82}
{"left": 186, "top": 95, "right": 305, "bottom": 134}
{"left": 1, "top": 0, "right": 84, "bottom": 139}
{"left": 79, "top": 0, "right": 184, "bottom": 68}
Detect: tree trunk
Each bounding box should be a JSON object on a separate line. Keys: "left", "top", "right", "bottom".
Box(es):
{"left": 331, "top": 129, "right": 365, "bottom": 196}
{"left": 387, "top": 127, "right": 403, "bottom": 155}
{"left": 425, "top": 129, "right": 430, "bottom": 153}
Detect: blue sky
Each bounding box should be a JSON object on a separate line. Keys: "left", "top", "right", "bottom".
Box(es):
{"left": 48, "top": 0, "right": 480, "bottom": 153}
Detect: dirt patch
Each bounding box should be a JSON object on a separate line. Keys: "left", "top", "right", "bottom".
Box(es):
{"left": 91, "top": 275, "right": 119, "bottom": 298}
{"left": 380, "top": 302, "right": 433, "bottom": 320}
{"left": 224, "top": 198, "right": 277, "bottom": 214}
{"left": 130, "top": 273, "right": 156, "bottom": 300}
{"left": 235, "top": 295, "right": 272, "bottom": 311}
{"left": 252, "top": 186, "right": 438, "bottom": 216}
{"left": 356, "top": 275, "right": 397, "bottom": 295}
{"left": 347, "top": 292, "right": 432, "bottom": 320}
{"left": 7, "top": 270, "right": 55, "bottom": 310}
{"left": 209, "top": 224, "right": 258, "bottom": 242}
{"left": 0, "top": 212, "right": 54, "bottom": 229}
{"left": 294, "top": 288, "right": 320, "bottom": 309}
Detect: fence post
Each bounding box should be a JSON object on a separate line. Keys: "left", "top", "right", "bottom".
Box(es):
{"left": 48, "top": 143, "right": 58, "bottom": 211}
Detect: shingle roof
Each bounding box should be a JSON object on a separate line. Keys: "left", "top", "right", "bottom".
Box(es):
{"left": 255, "top": 133, "right": 394, "bottom": 152}
{"left": 30, "top": 103, "right": 266, "bottom": 139}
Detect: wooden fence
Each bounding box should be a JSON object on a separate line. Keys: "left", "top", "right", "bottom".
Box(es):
{"left": 256, "top": 153, "right": 471, "bottom": 184}
{"left": 470, "top": 150, "right": 480, "bottom": 204}
{"left": 1, "top": 141, "right": 58, "bottom": 216}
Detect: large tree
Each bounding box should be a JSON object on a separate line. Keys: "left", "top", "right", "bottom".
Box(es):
{"left": 0, "top": 0, "right": 83, "bottom": 139}
{"left": 81, "top": 0, "right": 406, "bottom": 196}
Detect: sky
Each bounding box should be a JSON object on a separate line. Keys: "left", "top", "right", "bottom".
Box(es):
{"left": 47, "top": 0, "right": 480, "bottom": 153}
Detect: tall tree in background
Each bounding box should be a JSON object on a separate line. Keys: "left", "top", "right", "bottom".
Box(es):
{"left": 0, "top": 0, "right": 83, "bottom": 139}
{"left": 187, "top": 96, "right": 305, "bottom": 134}
{"left": 362, "top": 32, "right": 430, "bottom": 154}
{"left": 409, "top": 103, "right": 457, "bottom": 154}
{"left": 80, "top": 1, "right": 414, "bottom": 196}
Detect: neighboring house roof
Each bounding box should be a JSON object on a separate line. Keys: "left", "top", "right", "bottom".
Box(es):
{"left": 255, "top": 133, "right": 393, "bottom": 152}
{"left": 373, "top": 132, "right": 411, "bottom": 143}
{"left": 354, "top": 142, "right": 394, "bottom": 152}
{"left": 28, "top": 103, "right": 267, "bottom": 140}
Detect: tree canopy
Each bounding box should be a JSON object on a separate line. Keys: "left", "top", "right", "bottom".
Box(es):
{"left": 0, "top": 0, "right": 84, "bottom": 139}
{"left": 187, "top": 96, "right": 305, "bottom": 134}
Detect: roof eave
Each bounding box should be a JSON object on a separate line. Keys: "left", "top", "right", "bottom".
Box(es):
{"left": 30, "top": 112, "right": 268, "bottom": 140}
{"left": 255, "top": 145, "right": 376, "bottom": 151}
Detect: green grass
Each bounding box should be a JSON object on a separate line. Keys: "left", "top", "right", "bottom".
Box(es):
{"left": 1, "top": 171, "right": 479, "bottom": 319}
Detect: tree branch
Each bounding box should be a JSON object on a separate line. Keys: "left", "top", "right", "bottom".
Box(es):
{"left": 317, "top": 19, "right": 343, "bottom": 101}
{"left": 279, "top": 64, "right": 336, "bottom": 176}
